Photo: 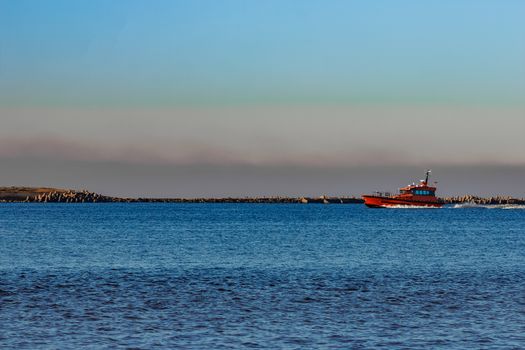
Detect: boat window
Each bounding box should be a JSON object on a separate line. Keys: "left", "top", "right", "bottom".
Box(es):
{"left": 414, "top": 190, "right": 432, "bottom": 195}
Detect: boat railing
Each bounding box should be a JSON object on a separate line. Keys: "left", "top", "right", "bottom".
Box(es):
{"left": 373, "top": 191, "right": 393, "bottom": 197}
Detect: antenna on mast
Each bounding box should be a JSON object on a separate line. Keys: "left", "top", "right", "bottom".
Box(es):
{"left": 425, "top": 169, "right": 431, "bottom": 184}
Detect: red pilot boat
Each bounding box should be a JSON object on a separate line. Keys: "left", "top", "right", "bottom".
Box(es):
{"left": 362, "top": 170, "right": 443, "bottom": 208}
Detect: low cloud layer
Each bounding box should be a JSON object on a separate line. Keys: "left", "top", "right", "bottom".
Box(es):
{"left": 1, "top": 105, "right": 524, "bottom": 167}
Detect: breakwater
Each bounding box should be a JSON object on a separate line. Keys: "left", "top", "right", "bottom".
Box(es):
{"left": 442, "top": 195, "right": 525, "bottom": 205}
{"left": 135, "top": 196, "right": 364, "bottom": 204}
{"left": 0, "top": 187, "right": 117, "bottom": 203}
{"left": 0, "top": 187, "right": 362, "bottom": 204}
{"left": 1, "top": 187, "right": 524, "bottom": 205}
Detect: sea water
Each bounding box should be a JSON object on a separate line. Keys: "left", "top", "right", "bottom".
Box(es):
{"left": 1, "top": 203, "right": 524, "bottom": 349}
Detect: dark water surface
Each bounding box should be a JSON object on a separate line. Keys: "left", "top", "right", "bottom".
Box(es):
{"left": 1, "top": 203, "right": 524, "bottom": 349}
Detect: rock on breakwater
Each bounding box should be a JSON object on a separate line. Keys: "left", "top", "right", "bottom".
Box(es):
{"left": 0, "top": 187, "right": 123, "bottom": 203}
{"left": 442, "top": 195, "right": 525, "bottom": 205}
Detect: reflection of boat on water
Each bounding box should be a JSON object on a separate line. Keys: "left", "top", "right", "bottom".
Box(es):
{"left": 362, "top": 170, "right": 443, "bottom": 208}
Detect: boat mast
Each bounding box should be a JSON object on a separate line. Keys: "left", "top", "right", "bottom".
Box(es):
{"left": 425, "top": 169, "right": 431, "bottom": 184}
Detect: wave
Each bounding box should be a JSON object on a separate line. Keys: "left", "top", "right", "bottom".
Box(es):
{"left": 385, "top": 205, "right": 441, "bottom": 209}
{"left": 451, "top": 203, "right": 525, "bottom": 209}
{"left": 451, "top": 203, "right": 484, "bottom": 209}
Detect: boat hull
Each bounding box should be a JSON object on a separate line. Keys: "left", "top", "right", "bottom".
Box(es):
{"left": 362, "top": 195, "right": 443, "bottom": 208}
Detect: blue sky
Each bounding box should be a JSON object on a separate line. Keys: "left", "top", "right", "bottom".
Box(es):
{"left": 1, "top": 0, "right": 524, "bottom": 106}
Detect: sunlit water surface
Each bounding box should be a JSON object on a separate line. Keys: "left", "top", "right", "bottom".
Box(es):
{"left": 1, "top": 203, "right": 524, "bottom": 349}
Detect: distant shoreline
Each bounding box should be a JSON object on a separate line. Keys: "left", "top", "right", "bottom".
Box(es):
{"left": 1, "top": 187, "right": 524, "bottom": 205}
